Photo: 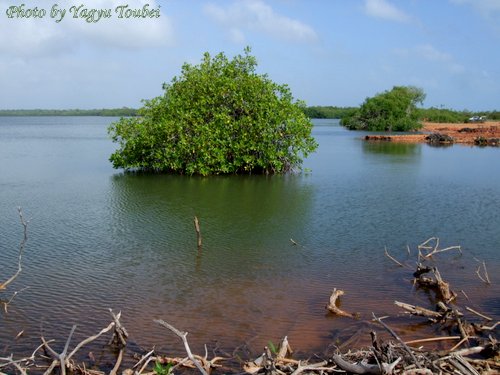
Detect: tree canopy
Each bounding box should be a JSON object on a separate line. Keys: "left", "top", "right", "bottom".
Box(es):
{"left": 341, "top": 86, "right": 426, "bottom": 131}
{"left": 108, "top": 48, "right": 317, "bottom": 175}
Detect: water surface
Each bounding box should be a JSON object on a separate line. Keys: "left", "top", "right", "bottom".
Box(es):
{"left": 0, "top": 117, "right": 498, "bottom": 359}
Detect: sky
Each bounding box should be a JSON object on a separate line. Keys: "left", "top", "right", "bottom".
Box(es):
{"left": 0, "top": 0, "right": 499, "bottom": 111}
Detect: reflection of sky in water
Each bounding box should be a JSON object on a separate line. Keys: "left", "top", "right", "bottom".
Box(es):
{"left": 0, "top": 117, "right": 499, "bottom": 359}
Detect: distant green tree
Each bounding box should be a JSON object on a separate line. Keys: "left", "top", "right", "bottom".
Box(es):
{"left": 302, "top": 106, "right": 358, "bottom": 119}
{"left": 108, "top": 48, "right": 317, "bottom": 175}
{"left": 341, "top": 86, "right": 426, "bottom": 131}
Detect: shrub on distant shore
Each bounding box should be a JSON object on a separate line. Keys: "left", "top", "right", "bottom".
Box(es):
{"left": 341, "top": 86, "right": 425, "bottom": 131}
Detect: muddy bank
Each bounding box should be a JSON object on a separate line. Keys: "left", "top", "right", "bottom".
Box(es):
{"left": 364, "top": 121, "right": 500, "bottom": 146}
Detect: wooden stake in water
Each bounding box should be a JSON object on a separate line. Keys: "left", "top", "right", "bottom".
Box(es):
{"left": 194, "top": 216, "right": 202, "bottom": 250}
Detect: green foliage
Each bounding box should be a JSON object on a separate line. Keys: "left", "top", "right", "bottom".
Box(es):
{"left": 417, "top": 107, "right": 499, "bottom": 123}
{"left": 341, "top": 86, "right": 426, "bottom": 131}
{"left": 0, "top": 108, "right": 138, "bottom": 116}
{"left": 302, "top": 106, "right": 357, "bottom": 119}
{"left": 417, "top": 107, "right": 470, "bottom": 123}
{"left": 153, "top": 361, "right": 172, "bottom": 375}
{"left": 268, "top": 340, "right": 278, "bottom": 355}
{"left": 108, "top": 48, "right": 317, "bottom": 175}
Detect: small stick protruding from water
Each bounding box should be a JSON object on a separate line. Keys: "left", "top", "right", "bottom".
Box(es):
{"left": 194, "top": 216, "right": 202, "bottom": 250}
{"left": 475, "top": 261, "right": 491, "bottom": 284}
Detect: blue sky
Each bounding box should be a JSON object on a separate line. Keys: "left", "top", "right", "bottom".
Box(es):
{"left": 0, "top": 0, "right": 499, "bottom": 111}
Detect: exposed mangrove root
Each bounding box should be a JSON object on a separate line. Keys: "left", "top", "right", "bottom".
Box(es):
{"left": 326, "top": 288, "right": 360, "bottom": 319}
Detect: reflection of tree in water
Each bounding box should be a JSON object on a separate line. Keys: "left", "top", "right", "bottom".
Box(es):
{"left": 108, "top": 173, "right": 315, "bottom": 274}
{"left": 105, "top": 173, "right": 317, "bottom": 352}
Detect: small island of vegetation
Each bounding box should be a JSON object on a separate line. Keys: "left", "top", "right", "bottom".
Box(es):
{"left": 108, "top": 47, "right": 318, "bottom": 175}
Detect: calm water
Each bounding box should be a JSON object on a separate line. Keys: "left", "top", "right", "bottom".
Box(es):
{"left": 0, "top": 117, "right": 499, "bottom": 360}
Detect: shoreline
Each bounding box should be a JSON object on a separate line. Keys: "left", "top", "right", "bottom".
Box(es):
{"left": 364, "top": 121, "right": 500, "bottom": 145}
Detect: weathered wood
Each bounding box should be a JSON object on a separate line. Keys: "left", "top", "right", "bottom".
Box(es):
{"left": 332, "top": 354, "right": 381, "bottom": 374}
{"left": 155, "top": 319, "right": 209, "bottom": 375}
{"left": 194, "top": 216, "right": 202, "bottom": 249}
{"left": 394, "top": 301, "right": 443, "bottom": 321}
{"left": 326, "top": 288, "right": 359, "bottom": 318}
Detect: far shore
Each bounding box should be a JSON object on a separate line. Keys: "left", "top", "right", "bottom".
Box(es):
{"left": 365, "top": 121, "right": 500, "bottom": 145}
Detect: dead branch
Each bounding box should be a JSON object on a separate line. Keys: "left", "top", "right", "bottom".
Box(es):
{"left": 2, "top": 286, "right": 30, "bottom": 313}
{"left": 478, "top": 321, "right": 499, "bottom": 331}
{"left": 466, "top": 306, "right": 492, "bottom": 321}
{"left": 384, "top": 247, "right": 410, "bottom": 268}
{"left": 108, "top": 309, "right": 128, "bottom": 347}
{"left": 332, "top": 354, "right": 381, "bottom": 374}
{"left": 277, "top": 336, "right": 292, "bottom": 360}
{"left": 475, "top": 261, "right": 491, "bottom": 284}
{"left": 290, "top": 360, "right": 331, "bottom": 375}
{"left": 417, "top": 237, "right": 462, "bottom": 259}
{"left": 133, "top": 348, "right": 155, "bottom": 371}
{"left": 194, "top": 216, "right": 202, "bottom": 250}
{"left": 413, "top": 266, "right": 456, "bottom": 303}
{"left": 41, "top": 321, "right": 116, "bottom": 375}
{"left": 67, "top": 322, "right": 115, "bottom": 360}
{"left": 433, "top": 267, "right": 456, "bottom": 303}
{"left": 0, "top": 208, "right": 29, "bottom": 291}
{"left": 372, "top": 313, "right": 421, "bottom": 368}
{"left": 326, "top": 288, "right": 359, "bottom": 318}
{"left": 404, "top": 336, "right": 461, "bottom": 345}
{"left": 154, "top": 319, "right": 209, "bottom": 375}
{"left": 394, "top": 301, "right": 443, "bottom": 321}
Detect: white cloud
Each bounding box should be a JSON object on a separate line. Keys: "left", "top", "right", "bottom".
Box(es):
{"left": 415, "top": 44, "right": 452, "bottom": 62}
{"left": 204, "top": 0, "right": 318, "bottom": 43}
{"left": 363, "top": 0, "right": 411, "bottom": 23}
{"left": 450, "top": 0, "right": 500, "bottom": 34}
{"left": 0, "top": 0, "right": 174, "bottom": 58}
{"left": 450, "top": 0, "right": 500, "bottom": 16}
{"left": 395, "top": 44, "right": 465, "bottom": 74}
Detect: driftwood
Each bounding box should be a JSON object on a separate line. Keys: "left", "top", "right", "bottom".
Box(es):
{"left": 326, "top": 288, "right": 359, "bottom": 318}
{"left": 413, "top": 266, "right": 457, "bottom": 303}
{"left": 394, "top": 301, "right": 443, "bottom": 321}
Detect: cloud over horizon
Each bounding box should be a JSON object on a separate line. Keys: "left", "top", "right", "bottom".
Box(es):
{"left": 204, "top": 0, "right": 318, "bottom": 44}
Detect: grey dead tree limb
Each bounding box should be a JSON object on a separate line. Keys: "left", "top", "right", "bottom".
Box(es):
{"left": 154, "top": 319, "right": 209, "bottom": 375}
{"left": 0, "top": 207, "right": 29, "bottom": 291}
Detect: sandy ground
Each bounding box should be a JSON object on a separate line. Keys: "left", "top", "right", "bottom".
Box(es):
{"left": 364, "top": 121, "right": 500, "bottom": 145}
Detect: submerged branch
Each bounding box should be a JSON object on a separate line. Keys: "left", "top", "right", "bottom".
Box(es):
{"left": 0, "top": 208, "right": 29, "bottom": 291}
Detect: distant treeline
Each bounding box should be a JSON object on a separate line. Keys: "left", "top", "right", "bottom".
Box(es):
{"left": 0, "top": 108, "right": 138, "bottom": 117}
{"left": 302, "top": 106, "right": 358, "bottom": 119}
{"left": 2, "top": 106, "right": 499, "bottom": 123}
{"left": 303, "top": 106, "right": 500, "bottom": 123}
{"left": 417, "top": 108, "right": 500, "bottom": 123}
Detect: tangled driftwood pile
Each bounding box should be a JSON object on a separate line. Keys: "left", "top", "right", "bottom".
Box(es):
{"left": 1, "top": 210, "right": 498, "bottom": 374}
